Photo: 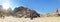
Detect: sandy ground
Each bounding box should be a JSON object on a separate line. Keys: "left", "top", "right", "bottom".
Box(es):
{"left": 0, "top": 16, "right": 60, "bottom": 22}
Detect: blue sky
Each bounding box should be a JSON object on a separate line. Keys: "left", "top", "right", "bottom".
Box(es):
{"left": 0, "top": 0, "right": 60, "bottom": 14}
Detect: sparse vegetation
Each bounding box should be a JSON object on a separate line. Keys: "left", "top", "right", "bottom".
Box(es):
{"left": 0, "top": 11, "right": 3, "bottom": 17}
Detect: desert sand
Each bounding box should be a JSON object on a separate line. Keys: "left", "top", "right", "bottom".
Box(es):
{"left": 0, "top": 16, "right": 60, "bottom": 22}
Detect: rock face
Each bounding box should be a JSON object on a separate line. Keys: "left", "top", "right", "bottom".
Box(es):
{"left": 13, "top": 6, "right": 40, "bottom": 19}
{"left": 56, "top": 9, "right": 60, "bottom": 16}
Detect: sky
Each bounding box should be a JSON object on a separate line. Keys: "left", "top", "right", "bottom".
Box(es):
{"left": 0, "top": 0, "right": 60, "bottom": 14}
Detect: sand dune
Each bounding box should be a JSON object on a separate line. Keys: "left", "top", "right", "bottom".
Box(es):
{"left": 0, "top": 16, "right": 60, "bottom": 22}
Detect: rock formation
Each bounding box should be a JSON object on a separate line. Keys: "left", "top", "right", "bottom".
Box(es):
{"left": 13, "top": 6, "right": 40, "bottom": 20}
{"left": 56, "top": 9, "right": 60, "bottom": 16}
